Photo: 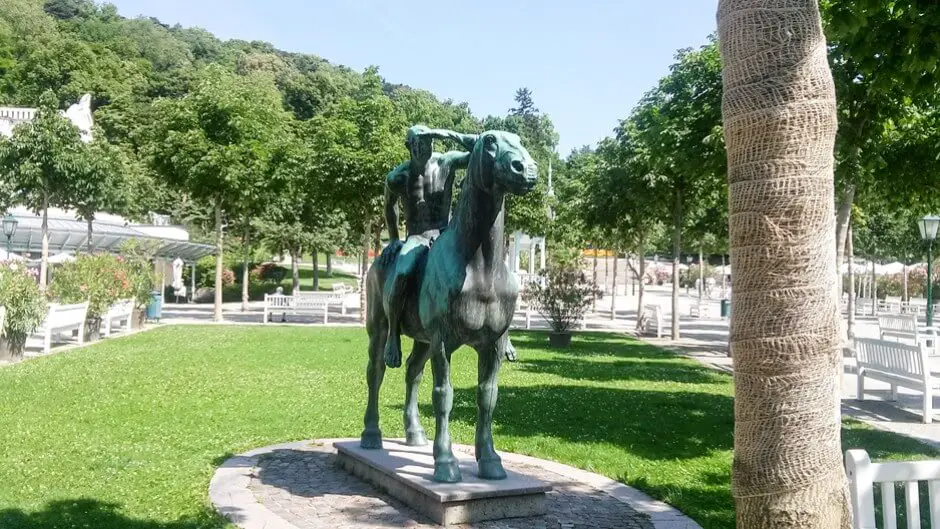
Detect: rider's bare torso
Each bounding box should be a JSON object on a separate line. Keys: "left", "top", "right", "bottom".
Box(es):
{"left": 389, "top": 153, "right": 463, "bottom": 239}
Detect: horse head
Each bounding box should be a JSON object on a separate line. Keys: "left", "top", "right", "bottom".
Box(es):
{"left": 467, "top": 131, "right": 537, "bottom": 196}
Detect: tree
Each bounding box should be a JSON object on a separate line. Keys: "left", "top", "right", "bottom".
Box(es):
{"left": 626, "top": 40, "right": 726, "bottom": 340}
{"left": 146, "top": 65, "right": 288, "bottom": 321}
{"left": 70, "top": 133, "right": 123, "bottom": 250}
{"left": 0, "top": 90, "right": 89, "bottom": 288}
{"left": 718, "top": 0, "right": 850, "bottom": 526}
{"left": 307, "top": 66, "right": 406, "bottom": 321}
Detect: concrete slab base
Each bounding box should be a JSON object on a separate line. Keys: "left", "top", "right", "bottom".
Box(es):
{"left": 334, "top": 440, "right": 550, "bottom": 526}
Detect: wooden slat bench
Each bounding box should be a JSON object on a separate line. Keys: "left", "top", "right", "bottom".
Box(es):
{"left": 856, "top": 337, "right": 936, "bottom": 423}
{"left": 879, "top": 295, "right": 903, "bottom": 314}
{"left": 846, "top": 449, "right": 940, "bottom": 529}
{"left": 35, "top": 302, "right": 89, "bottom": 355}
{"left": 102, "top": 299, "right": 134, "bottom": 338}
{"left": 638, "top": 304, "right": 664, "bottom": 338}
{"left": 263, "top": 292, "right": 343, "bottom": 324}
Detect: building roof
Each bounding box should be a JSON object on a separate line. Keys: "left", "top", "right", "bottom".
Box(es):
{"left": 4, "top": 208, "right": 215, "bottom": 263}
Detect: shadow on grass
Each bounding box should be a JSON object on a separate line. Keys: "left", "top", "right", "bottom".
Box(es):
{"left": 0, "top": 500, "right": 225, "bottom": 529}
{"left": 408, "top": 384, "right": 734, "bottom": 461}
{"left": 516, "top": 357, "right": 726, "bottom": 384}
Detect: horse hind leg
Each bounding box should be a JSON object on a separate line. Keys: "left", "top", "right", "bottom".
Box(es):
{"left": 430, "top": 336, "right": 461, "bottom": 483}
{"left": 360, "top": 308, "right": 388, "bottom": 449}
{"left": 475, "top": 344, "right": 507, "bottom": 480}
{"left": 403, "top": 341, "right": 431, "bottom": 446}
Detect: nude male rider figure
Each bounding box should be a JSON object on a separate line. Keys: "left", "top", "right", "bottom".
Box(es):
{"left": 381, "top": 125, "right": 477, "bottom": 368}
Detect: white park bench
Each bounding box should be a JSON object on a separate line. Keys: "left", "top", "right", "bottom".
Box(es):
{"left": 905, "top": 297, "right": 928, "bottom": 315}
{"left": 638, "top": 304, "right": 664, "bottom": 338}
{"left": 263, "top": 292, "right": 342, "bottom": 324}
{"left": 689, "top": 301, "right": 712, "bottom": 319}
{"left": 35, "top": 302, "right": 89, "bottom": 355}
{"left": 877, "top": 313, "right": 937, "bottom": 353}
{"left": 846, "top": 448, "right": 940, "bottom": 529}
{"left": 879, "top": 296, "right": 903, "bottom": 314}
{"left": 856, "top": 337, "right": 936, "bottom": 423}
{"left": 102, "top": 299, "right": 134, "bottom": 338}
{"left": 330, "top": 283, "right": 354, "bottom": 315}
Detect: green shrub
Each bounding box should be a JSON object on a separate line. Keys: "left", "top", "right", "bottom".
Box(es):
{"left": 119, "top": 240, "right": 159, "bottom": 309}
{"left": 49, "top": 253, "right": 134, "bottom": 318}
{"left": 0, "top": 263, "right": 47, "bottom": 355}
{"left": 523, "top": 263, "right": 600, "bottom": 333}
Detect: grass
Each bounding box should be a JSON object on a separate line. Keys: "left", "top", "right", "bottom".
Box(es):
{"left": 0, "top": 328, "right": 936, "bottom": 529}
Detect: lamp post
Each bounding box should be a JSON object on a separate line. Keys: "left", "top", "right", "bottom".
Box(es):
{"left": 918, "top": 215, "right": 940, "bottom": 327}
{"left": 2, "top": 214, "right": 18, "bottom": 257}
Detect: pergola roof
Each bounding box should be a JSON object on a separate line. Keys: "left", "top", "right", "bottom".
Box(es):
{"left": 5, "top": 213, "right": 215, "bottom": 263}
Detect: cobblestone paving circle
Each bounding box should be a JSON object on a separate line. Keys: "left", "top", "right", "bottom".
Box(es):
{"left": 247, "top": 443, "right": 654, "bottom": 529}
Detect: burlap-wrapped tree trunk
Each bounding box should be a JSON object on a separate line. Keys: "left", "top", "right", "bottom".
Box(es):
{"left": 718, "top": 0, "right": 851, "bottom": 527}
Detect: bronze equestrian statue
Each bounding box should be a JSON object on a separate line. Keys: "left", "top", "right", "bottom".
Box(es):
{"left": 381, "top": 125, "right": 518, "bottom": 368}
{"left": 362, "top": 130, "right": 537, "bottom": 483}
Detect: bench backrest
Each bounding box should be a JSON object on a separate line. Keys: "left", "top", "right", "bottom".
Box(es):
{"left": 294, "top": 292, "right": 332, "bottom": 309}
{"left": 909, "top": 297, "right": 928, "bottom": 309}
{"left": 855, "top": 338, "right": 928, "bottom": 384}
{"left": 641, "top": 304, "right": 663, "bottom": 336}
{"left": 885, "top": 296, "right": 902, "bottom": 305}
{"left": 47, "top": 302, "right": 89, "bottom": 326}
{"left": 878, "top": 313, "right": 919, "bottom": 334}
{"left": 107, "top": 299, "right": 134, "bottom": 317}
{"left": 264, "top": 294, "right": 294, "bottom": 309}
{"left": 846, "top": 449, "right": 940, "bottom": 529}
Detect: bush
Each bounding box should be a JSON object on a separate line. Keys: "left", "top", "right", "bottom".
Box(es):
{"left": 251, "top": 263, "right": 287, "bottom": 283}
{"left": 119, "top": 240, "right": 159, "bottom": 309}
{"left": 523, "top": 263, "right": 600, "bottom": 333}
{"left": 0, "top": 263, "right": 47, "bottom": 356}
{"left": 49, "top": 253, "right": 134, "bottom": 318}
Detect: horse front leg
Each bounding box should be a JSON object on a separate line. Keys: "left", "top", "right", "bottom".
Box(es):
{"left": 360, "top": 317, "right": 388, "bottom": 449}
{"left": 475, "top": 343, "right": 507, "bottom": 479}
{"left": 403, "top": 341, "right": 430, "bottom": 446}
{"left": 430, "top": 335, "right": 460, "bottom": 482}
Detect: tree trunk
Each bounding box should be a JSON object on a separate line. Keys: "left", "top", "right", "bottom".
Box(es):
{"left": 698, "top": 246, "right": 704, "bottom": 302}
{"left": 721, "top": 254, "right": 727, "bottom": 293}
{"left": 326, "top": 252, "right": 333, "bottom": 276}
{"left": 847, "top": 222, "right": 855, "bottom": 340}
{"left": 834, "top": 185, "right": 855, "bottom": 268}
{"left": 213, "top": 199, "right": 224, "bottom": 323}
{"left": 291, "top": 247, "right": 300, "bottom": 294}
{"left": 671, "top": 187, "right": 682, "bottom": 341}
{"left": 40, "top": 194, "right": 49, "bottom": 290}
{"left": 870, "top": 259, "right": 877, "bottom": 317}
{"left": 87, "top": 217, "right": 94, "bottom": 253}
{"left": 718, "top": 0, "right": 850, "bottom": 526}
{"left": 636, "top": 240, "right": 646, "bottom": 329}
{"left": 592, "top": 244, "right": 599, "bottom": 311}
{"left": 312, "top": 248, "right": 320, "bottom": 291}
{"left": 360, "top": 220, "right": 370, "bottom": 324}
{"left": 903, "top": 264, "right": 909, "bottom": 302}
{"left": 604, "top": 251, "right": 609, "bottom": 294}
{"left": 610, "top": 251, "right": 618, "bottom": 320}
{"left": 241, "top": 224, "right": 250, "bottom": 312}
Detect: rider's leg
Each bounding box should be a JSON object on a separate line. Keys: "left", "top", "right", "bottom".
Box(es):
{"left": 384, "top": 237, "right": 427, "bottom": 368}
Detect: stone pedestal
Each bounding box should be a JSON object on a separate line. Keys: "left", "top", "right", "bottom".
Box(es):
{"left": 334, "top": 440, "right": 551, "bottom": 526}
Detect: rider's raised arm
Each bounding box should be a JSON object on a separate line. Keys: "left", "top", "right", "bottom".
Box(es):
{"left": 385, "top": 164, "right": 408, "bottom": 241}
{"left": 438, "top": 151, "right": 472, "bottom": 188}
{"left": 424, "top": 129, "right": 479, "bottom": 152}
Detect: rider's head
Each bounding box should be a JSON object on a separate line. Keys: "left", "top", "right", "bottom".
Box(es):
{"left": 406, "top": 125, "right": 433, "bottom": 165}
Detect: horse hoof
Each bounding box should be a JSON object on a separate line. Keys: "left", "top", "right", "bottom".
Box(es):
{"left": 360, "top": 430, "right": 383, "bottom": 450}
{"left": 383, "top": 343, "right": 402, "bottom": 369}
{"left": 433, "top": 460, "right": 462, "bottom": 483}
{"left": 478, "top": 457, "right": 507, "bottom": 480}
{"left": 405, "top": 430, "right": 428, "bottom": 447}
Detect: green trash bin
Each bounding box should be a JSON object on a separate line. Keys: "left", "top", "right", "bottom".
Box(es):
{"left": 720, "top": 299, "right": 730, "bottom": 319}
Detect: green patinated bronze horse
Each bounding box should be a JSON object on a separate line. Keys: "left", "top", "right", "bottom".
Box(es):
{"left": 361, "top": 131, "right": 537, "bottom": 483}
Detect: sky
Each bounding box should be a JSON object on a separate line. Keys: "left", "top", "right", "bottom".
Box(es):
{"left": 105, "top": 0, "right": 718, "bottom": 155}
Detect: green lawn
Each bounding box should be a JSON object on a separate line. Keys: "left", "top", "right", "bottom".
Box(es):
{"left": 0, "top": 327, "right": 935, "bottom": 529}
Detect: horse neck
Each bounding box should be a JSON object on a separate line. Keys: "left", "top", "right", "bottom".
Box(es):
{"left": 451, "top": 183, "right": 506, "bottom": 273}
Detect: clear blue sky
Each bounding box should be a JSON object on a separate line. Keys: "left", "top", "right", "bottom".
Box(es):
{"left": 106, "top": 0, "right": 718, "bottom": 155}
